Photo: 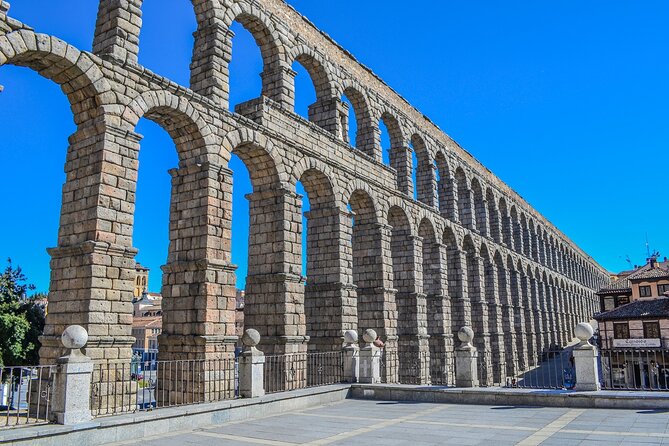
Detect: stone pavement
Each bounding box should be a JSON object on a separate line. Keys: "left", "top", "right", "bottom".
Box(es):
{"left": 104, "top": 399, "right": 669, "bottom": 446}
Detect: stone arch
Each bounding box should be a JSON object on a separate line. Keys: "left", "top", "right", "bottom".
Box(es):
{"left": 455, "top": 167, "right": 473, "bottom": 230}
{"left": 347, "top": 188, "right": 388, "bottom": 343}
{"left": 471, "top": 178, "right": 487, "bottom": 236}
{"left": 389, "top": 204, "right": 429, "bottom": 383}
{"left": 418, "top": 217, "right": 439, "bottom": 296}
{"left": 378, "top": 110, "right": 409, "bottom": 193}
{"left": 463, "top": 235, "right": 486, "bottom": 358}
{"left": 221, "top": 128, "right": 285, "bottom": 188}
{"left": 290, "top": 156, "right": 343, "bottom": 207}
{"left": 520, "top": 213, "right": 530, "bottom": 258}
{"left": 0, "top": 30, "right": 112, "bottom": 126}
{"left": 222, "top": 1, "right": 285, "bottom": 67}
{"left": 498, "top": 198, "right": 512, "bottom": 248}
{"left": 289, "top": 45, "right": 336, "bottom": 101}
{"left": 412, "top": 134, "right": 436, "bottom": 207}
{"left": 528, "top": 218, "right": 538, "bottom": 261}
{"left": 340, "top": 84, "right": 376, "bottom": 158}
{"left": 494, "top": 249, "right": 515, "bottom": 375}
{"left": 486, "top": 188, "right": 501, "bottom": 243}
{"left": 123, "top": 90, "right": 219, "bottom": 163}
{"left": 508, "top": 254, "right": 528, "bottom": 370}
{"left": 510, "top": 205, "right": 521, "bottom": 253}
{"left": 435, "top": 150, "right": 456, "bottom": 220}
{"left": 296, "top": 166, "right": 351, "bottom": 351}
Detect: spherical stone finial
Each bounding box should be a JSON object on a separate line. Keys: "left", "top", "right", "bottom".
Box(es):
{"left": 458, "top": 326, "right": 475, "bottom": 344}
{"left": 362, "top": 329, "right": 377, "bottom": 344}
{"left": 574, "top": 322, "right": 594, "bottom": 342}
{"left": 61, "top": 325, "right": 88, "bottom": 350}
{"left": 242, "top": 329, "right": 261, "bottom": 347}
{"left": 343, "top": 330, "right": 358, "bottom": 344}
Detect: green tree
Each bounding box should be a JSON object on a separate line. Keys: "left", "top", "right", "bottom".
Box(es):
{"left": 0, "top": 259, "right": 46, "bottom": 367}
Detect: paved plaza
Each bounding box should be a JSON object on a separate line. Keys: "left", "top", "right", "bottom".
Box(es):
{"left": 106, "top": 399, "right": 669, "bottom": 446}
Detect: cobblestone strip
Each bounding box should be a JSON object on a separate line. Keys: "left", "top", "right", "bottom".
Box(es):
{"left": 516, "top": 408, "right": 584, "bottom": 446}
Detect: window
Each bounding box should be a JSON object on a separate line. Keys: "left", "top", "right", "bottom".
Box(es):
{"left": 615, "top": 295, "right": 630, "bottom": 307}
{"left": 639, "top": 285, "right": 652, "bottom": 297}
{"left": 658, "top": 284, "right": 669, "bottom": 295}
{"left": 613, "top": 323, "right": 630, "bottom": 339}
{"left": 643, "top": 321, "right": 661, "bottom": 339}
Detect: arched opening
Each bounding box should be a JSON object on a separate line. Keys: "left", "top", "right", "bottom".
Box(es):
{"left": 419, "top": 219, "right": 449, "bottom": 384}
{"left": 132, "top": 119, "right": 179, "bottom": 298}
{"left": 529, "top": 220, "right": 538, "bottom": 261}
{"left": 388, "top": 206, "right": 425, "bottom": 384}
{"left": 339, "top": 87, "right": 375, "bottom": 158}
{"left": 443, "top": 227, "right": 465, "bottom": 339}
{"left": 380, "top": 112, "right": 404, "bottom": 175}
{"left": 228, "top": 20, "right": 264, "bottom": 112}
{"left": 292, "top": 60, "right": 318, "bottom": 120}
{"left": 499, "top": 198, "right": 512, "bottom": 247}
{"left": 435, "top": 151, "right": 455, "bottom": 220}
{"left": 455, "top": 168, "right": 473, "bottom": 229}
{"left": 297, "top": 168, "right": 343, "bottom": 353}
{"left": 508, "top": 256, "right": 526, "bottom": 372}
{"left": 138, "top": 1, "right": 196, "bottom": 86}
{"left": 230, "top": 142, "right": 295, "bottom": 358}
{"left": 482, "top": 246, "right": 504, "bottom": 384}
{"left": 348, "top": 190, "right": 384, "bottom": 338}
{"left": 463, "top": 237, "right": 485, "bottom": 354}
{"left": 413, "top": 135, "right": 435, "bottom": 207}
{"left": 471, "top": 179, "right": 487, "bottom": 236}
{"left": 510, "top": 206, "right": 521, "bottom": 253}
{"left": 291, "top": 53, "right": 333, "bottom": 131}
{"left": 520, "top": 215, "right": 530, "bottom": 258}
{"left": 0, "top": 65, "right": 71, "bottom": 297}
{"left": 486, "top": 189, "right": 501, "bottom": 243}
{"left": 519, "top": 260, "right": 536, "bottom": 366}
{"left": 494, "top": 252, "right": 515, "bottom": 376}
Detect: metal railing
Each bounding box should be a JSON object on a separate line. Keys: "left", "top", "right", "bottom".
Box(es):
{"left": 476, "top": 349, "right": 572, "bottom": 389}
{"left": 380, "top": 350, "right": 453, "bottom": 386}
{"left": 91, "top": 358, "right": 238, "bottom": 417}
{"left": 600, "top": 349, "right": 669, "bottom": 391}
{"left": 504, "top": 349, "right": 573, "bottom": 389}
{"left": 0, "top": 365, "right": 56, "bottom": 429}
{"left": 264, "top": 351, "right": 343, "bottom": 394}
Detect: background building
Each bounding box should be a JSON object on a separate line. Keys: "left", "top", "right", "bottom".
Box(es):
{"left": 595, "top": 256, "right": 669, "bottom": 389}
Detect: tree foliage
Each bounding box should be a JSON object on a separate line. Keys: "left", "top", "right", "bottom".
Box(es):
{"left": 0, "top": 259, "right": 45, "bottom": 367}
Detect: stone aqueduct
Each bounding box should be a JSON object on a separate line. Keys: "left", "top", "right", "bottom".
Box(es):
{"left": 1, "top": 0, "right": 608, "bottom": 384}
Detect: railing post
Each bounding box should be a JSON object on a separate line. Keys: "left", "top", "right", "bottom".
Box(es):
{"left": 573, "top": 322, "right": 601, "bottom": 391}
{"left": 455, "top": 326, "right": 479, "bottom": 388}
{"left": 51, "top": 325, "right": 94, "bottom": 425}
{"left": 342, "top": 330, "right": 359, "bottom": 383}
{"left": 239, "top": 329, "right": 266, "bottom": 398}
{"left": 358, "top": 329, "right": 381, "bottom": 384}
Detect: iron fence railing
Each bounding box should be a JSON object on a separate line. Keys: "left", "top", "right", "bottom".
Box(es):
{"left": 600, "top": 349, "right": 669, "bottom": 391}
{"left": 0, "top": 365, "right": 56, "bottom": 429}
{"left": 380, "top": 350, "right": 453, "bottom": 386}
{"left": 91, "top": 358, "right": 238, "bottom": 417}
{"left": 476, "top": 349, "right": 572, "bottom": 389}
{"left": 264, "top": 351, "right": 343, "bottom": 394}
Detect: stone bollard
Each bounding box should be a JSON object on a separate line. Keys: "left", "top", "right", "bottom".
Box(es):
{"left": 455, "top": 326, "right": 479, "bottom": 388}
{"left": 342, "top": 330, "right": 360, "bottom": 383}
{"left": 358, "top": 329, "right": 381, "bottom": 384}
{"left": 239, "top": 329, "right": 266, "bottom": 398}
{"left": 51, "top": 325, "right": 94, "bottom": 425}
{"left": 572, "top": 322, "right": 601, "bottom": 391}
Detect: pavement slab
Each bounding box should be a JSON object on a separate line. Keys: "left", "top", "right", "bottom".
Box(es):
{"left": 104, "top": 399, "right": 669, "bottom": 446}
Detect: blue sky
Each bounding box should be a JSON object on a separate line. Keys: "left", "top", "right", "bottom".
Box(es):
{"left": 1, "top": 1, "right": 667, "bottom": 293}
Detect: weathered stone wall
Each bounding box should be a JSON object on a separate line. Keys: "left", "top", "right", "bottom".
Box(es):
{"left": 0, "top": 0, "right": 609, "bottom": 387}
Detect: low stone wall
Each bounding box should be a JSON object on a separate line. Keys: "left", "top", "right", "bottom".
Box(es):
{"left": 0, "top": 385, "right": 351, "bottom": 446}
{"left": 350, "top": 384, "right": 669, "bottom": 410}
